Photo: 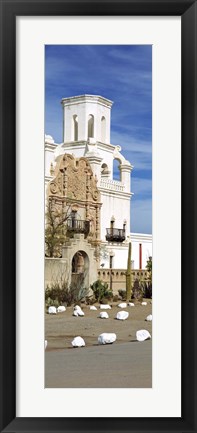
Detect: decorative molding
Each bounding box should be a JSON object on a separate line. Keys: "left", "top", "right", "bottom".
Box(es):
{"left": 130, "top": 232, "right": 152, "bottom": 242}
{"left": 61, "top": 94, "right": 113, "bottom": 109}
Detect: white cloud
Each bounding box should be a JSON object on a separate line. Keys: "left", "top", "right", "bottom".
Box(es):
{"left": 111, "top": 131, "right": 152, "bottom": 153}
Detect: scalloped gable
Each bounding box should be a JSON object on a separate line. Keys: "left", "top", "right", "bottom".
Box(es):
{"left": 48, "top": 153, "right": 101, "bottom": 203}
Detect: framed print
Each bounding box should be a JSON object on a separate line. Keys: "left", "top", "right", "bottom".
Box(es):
{"left": 0, "top": 0, "right": 197, "bottom": 432}
{"left": 44, "top": 45, "right": 153, "bottom": 389}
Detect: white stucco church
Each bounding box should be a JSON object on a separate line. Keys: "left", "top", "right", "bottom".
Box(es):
{"left": 45, "top": 94, "right": 152, "bottom": 291}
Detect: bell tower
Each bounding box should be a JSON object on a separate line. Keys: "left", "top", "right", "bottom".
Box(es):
{"left": 61, "top": 94, "right": 113, "bottom": 144}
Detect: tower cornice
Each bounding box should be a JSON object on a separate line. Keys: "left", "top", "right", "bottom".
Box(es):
{"left": 61, "top": 94, "right": 113, "bottom": 109}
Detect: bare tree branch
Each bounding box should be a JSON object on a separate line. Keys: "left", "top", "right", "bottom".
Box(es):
{"left": 45, "top": 198, "right": 72, "bottom": 257}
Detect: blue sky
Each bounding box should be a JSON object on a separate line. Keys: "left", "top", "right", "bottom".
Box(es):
{"left": 45, "top": 45, "right": 152, "bottom": 234}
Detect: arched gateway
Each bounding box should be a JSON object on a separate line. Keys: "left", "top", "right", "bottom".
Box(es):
{"left": 62, "top": 233, "right": 98, "bottom": 289}
{"left": 71, "top": 250, "right": 89, "bottom": 289}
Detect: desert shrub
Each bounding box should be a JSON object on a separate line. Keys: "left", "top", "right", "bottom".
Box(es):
{"left": 132, "top": 279, "right": 143, "bottom": 302}
{"left": 45, "top": 285, "right": 68, "bottom": 304}
{"left": 138, "top": 280, "right": 152, "bottom": 299}
{"left": 100, "top": 297, "right": 110, "bottom": 304}
{"left": 90, "top": 279, "right": 113, "bottom": 302}
{"left": 45, "top": 297, "right": 59, "bottom": 309}
{"left": 86, "top": 296, "right": 97, "bottom": 305}
{"left": 118, "top": 289, "right": 126, "bottom": 300}
{"left": 70, "top": 272, "right": 89, "bottom": 302}
{"left": 45, "top": 274, "right": 89, "bottom": 307}
{"left": 113, "top": 295, "right": 119, "bottom": 302}
{"left": 71, "top": 284, "right": 89, "bottom": 304}
{"left": 45, "top": 285, "right": 73, "bottom": 306}
{"left": 143, "top": 282, "right": 152, "bottom": 299}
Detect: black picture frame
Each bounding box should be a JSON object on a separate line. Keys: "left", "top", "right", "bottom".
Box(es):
{"left": 0, "top": 0, "right": 196, "bottom": 432}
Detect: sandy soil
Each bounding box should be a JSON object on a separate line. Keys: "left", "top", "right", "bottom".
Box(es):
{"left": 45, "top": 301, "right": 152, "bottom": 388}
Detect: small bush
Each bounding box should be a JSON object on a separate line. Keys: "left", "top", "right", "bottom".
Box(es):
{"left": 100, "top": 297, "right": 110, "bottom": 304}
{"left": 45, "top": 285, "right": 68, "bottom": 304}
{"left": 113, "top": 295, "right": 119, "bottom": 302}
{"left": 118, "top": 289, "right": 126, "bottom": 300}
{"left": 85, "top": 296, "right": 97, "bottom": 305}
{"left": 45, "top": 282, "right": 89, "bottom": 307}
{"left": 90, "top": 279, "right": 113, "bottom": 302}
{"left": 143, "top": 283, "right": 152, "bottom": 299}
{"left": 45, "top": 297, "right": 59, "bottom": 309}
{"left": 132, "top": 279, "right": 143, "bottom": 302}
{"left": 69, "top": 273, "right": 90, "bottom": 303}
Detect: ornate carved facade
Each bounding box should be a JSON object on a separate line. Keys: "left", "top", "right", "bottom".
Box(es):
{"left": 47, "top": 153, "right": 102, "bottom": 245}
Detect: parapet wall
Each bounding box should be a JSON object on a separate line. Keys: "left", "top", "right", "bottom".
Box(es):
{"left": 45, "top": 258, "right": 69, "bottom": 288}
{"left": 97, "top": 268, "right": 149, "bottom": 294}
{"left": 45, "top": 258, "right": 149, "bottom": 296}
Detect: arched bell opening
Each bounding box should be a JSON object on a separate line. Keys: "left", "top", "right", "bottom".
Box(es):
{"left": 113, "top": 157, "right": 121, "bottom": 181}
{"left": 72, "top": 114, "right": 78, "bottom": 141}
{"left": 88, "top": 114, "right": 94, "bottom": 139}
{"left": 101, "top": 116, "right": 106, "bottom": 142}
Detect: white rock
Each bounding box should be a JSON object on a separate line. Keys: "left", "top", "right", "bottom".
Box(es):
{"left": 116, "top": 311, "right": 129, "bottom": 320}
{"left": 141, "top": 302, "right": 147, "bottom": 306}
{"left": 73, "top": 309, "right": 84, "bottom": 317}
{"left": 74, "top": 305, "right": 81, "bottom": 311}
{"left": 45, "top": 340, "right": 47, "bottom": 349}
{"left": 99, "top": 312, "right": 109, "bottom": 319}
{"left": 57, "top": 306, "right": 66, "bottom": 313}
{"left": 145, "top": 314, "right": 152, "bottom": 321}
{"left": 48, "top": 306, "right": 57, "bottom": 314}
{"left": 71, "top": 336, "right": 85, "bottom": 347}
{"left": 128, "top": 302, "right": 135, "bottom": 307}
{"left": 73, "top": 310, "right": 79, "bottom": 317}
{"left": 98, "top": 333, "right": 117, "bottom": 344}
{"left": 118, "top": 302, "right": 127, "bottom": 308}
{"left": 100, "top": 304, "right": 111, "bottom": 309}
{"left": 90, "top": 305, "right": 97, "bottom": 310}
{"left": 136, "top": 329, "right": 151, "bottom": 342}
{"left": 77, "top": 309, "right": 85, "bottom": 316}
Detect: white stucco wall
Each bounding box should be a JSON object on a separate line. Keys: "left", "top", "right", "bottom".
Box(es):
{"left": 107, "top": 244, "right": 129, "bottom": 269}
{"left": 99, "top": 236, "right": 152, "bottom": 271}
{"left": 61, "top": 95, "right": 113, "bottom": 143}
{"left": 130, "top": 233, "right": 152, "bottom": 269}
{"left": 100, "top": 191, "right": 131, "bottom": 240}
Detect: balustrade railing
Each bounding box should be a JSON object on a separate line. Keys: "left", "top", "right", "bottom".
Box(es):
{"left": 100, "top": 178, "right": 125, "bottom": 192}
{"left": 67, "top": 219, "right": 90, "bottom": 236}
{"left": 106, "top": 228, "right": 126, "bottom": 242}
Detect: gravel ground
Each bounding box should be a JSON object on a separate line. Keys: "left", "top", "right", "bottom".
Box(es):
{"left": 45, "top": 301, "right": 152, "bottom": 388}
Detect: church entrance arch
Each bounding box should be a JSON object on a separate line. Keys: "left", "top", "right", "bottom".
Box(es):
{"left": 71, "top": 250, "right": 89, "bottom": 290}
